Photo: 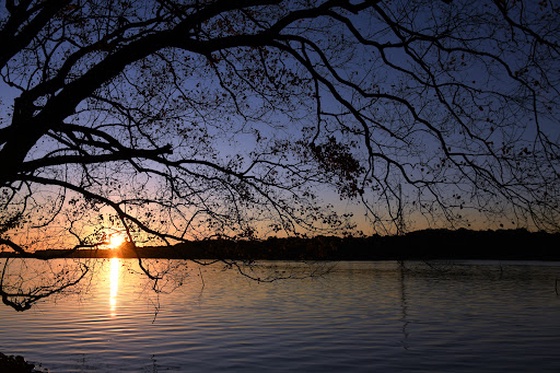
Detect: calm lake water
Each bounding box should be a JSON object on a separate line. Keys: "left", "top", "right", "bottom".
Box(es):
{"left": 1, "top": 259, "right": 560, "bottom": 372}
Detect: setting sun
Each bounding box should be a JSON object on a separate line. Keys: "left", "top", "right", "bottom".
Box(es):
{"left": 107, "top": 233, "right": 126, "bottom": 249}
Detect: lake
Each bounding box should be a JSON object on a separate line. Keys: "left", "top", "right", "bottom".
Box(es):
{"left": 1, "top": 259, "right": 560, "bottom": 372}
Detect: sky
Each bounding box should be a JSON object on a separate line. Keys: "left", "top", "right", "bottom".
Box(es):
{"left": 1, "top": 1, "right": 559, "bottom": 250}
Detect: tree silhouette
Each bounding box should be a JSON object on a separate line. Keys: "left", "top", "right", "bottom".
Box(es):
{"left": 1, "top": 0, "right": 559, "bottom": 310}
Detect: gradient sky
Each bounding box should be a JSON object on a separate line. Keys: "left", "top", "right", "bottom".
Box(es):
{"left": 1, "top": 1, "right": 559, "bottom": 247}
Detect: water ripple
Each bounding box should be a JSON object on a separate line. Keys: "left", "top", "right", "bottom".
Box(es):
{"left": 1, "top": 260, "right": 560, "bottom": 372}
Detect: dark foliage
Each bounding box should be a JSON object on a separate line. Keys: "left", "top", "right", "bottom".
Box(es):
{"left": 20, "top": 228, "right": 558, "bottom": 261}
{"left": 0, "top": 352, "right": 45, "bottom": 373}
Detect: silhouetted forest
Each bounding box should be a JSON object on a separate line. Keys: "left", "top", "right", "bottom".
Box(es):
{"left": 21, "top": 228, "right": 559, "bottom": 261}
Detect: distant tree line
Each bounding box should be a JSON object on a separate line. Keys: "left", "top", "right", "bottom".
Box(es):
{"left": 20, "top": 228, "right": 559, "bottom": 261}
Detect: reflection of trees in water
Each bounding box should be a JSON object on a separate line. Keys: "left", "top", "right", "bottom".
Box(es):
{"left": 0, "top": 257, "right": 177, "bottom": 312}
{"left": 398, "top": 261, "right": 410, "bottom": 350}
{"left": 0, "top": 256, "right": 333, "bottom": 312}
{"left": 0, "top": 258, "right": 92, "bottom": 311}
{"left": 393, "top": 259, "right": 556, "bottom": 351}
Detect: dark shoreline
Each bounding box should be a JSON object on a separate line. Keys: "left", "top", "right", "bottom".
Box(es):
{"left": 5, "top": 228, "right": 559, "bottom": 261}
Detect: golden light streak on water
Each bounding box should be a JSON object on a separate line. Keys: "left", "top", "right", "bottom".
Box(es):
{"left": 109, "top": 257, "right": 120, "bottom": 317}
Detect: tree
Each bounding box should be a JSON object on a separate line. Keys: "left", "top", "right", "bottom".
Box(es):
{"left": 1, "top": 0, "right": 559, "bottom": 310}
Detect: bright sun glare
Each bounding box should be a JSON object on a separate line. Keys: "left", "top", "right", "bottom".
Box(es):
{"left": 107, "top": 234, "right": 126, "bottom": 249}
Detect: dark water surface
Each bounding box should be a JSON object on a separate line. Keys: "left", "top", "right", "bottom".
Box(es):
{"left": 1, "top": 259, "right": 559, "bottom": 372}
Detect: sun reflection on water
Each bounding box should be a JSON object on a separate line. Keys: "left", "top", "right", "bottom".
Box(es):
{"left": 109, "top": 257, "right": 120, "bottom": 317}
